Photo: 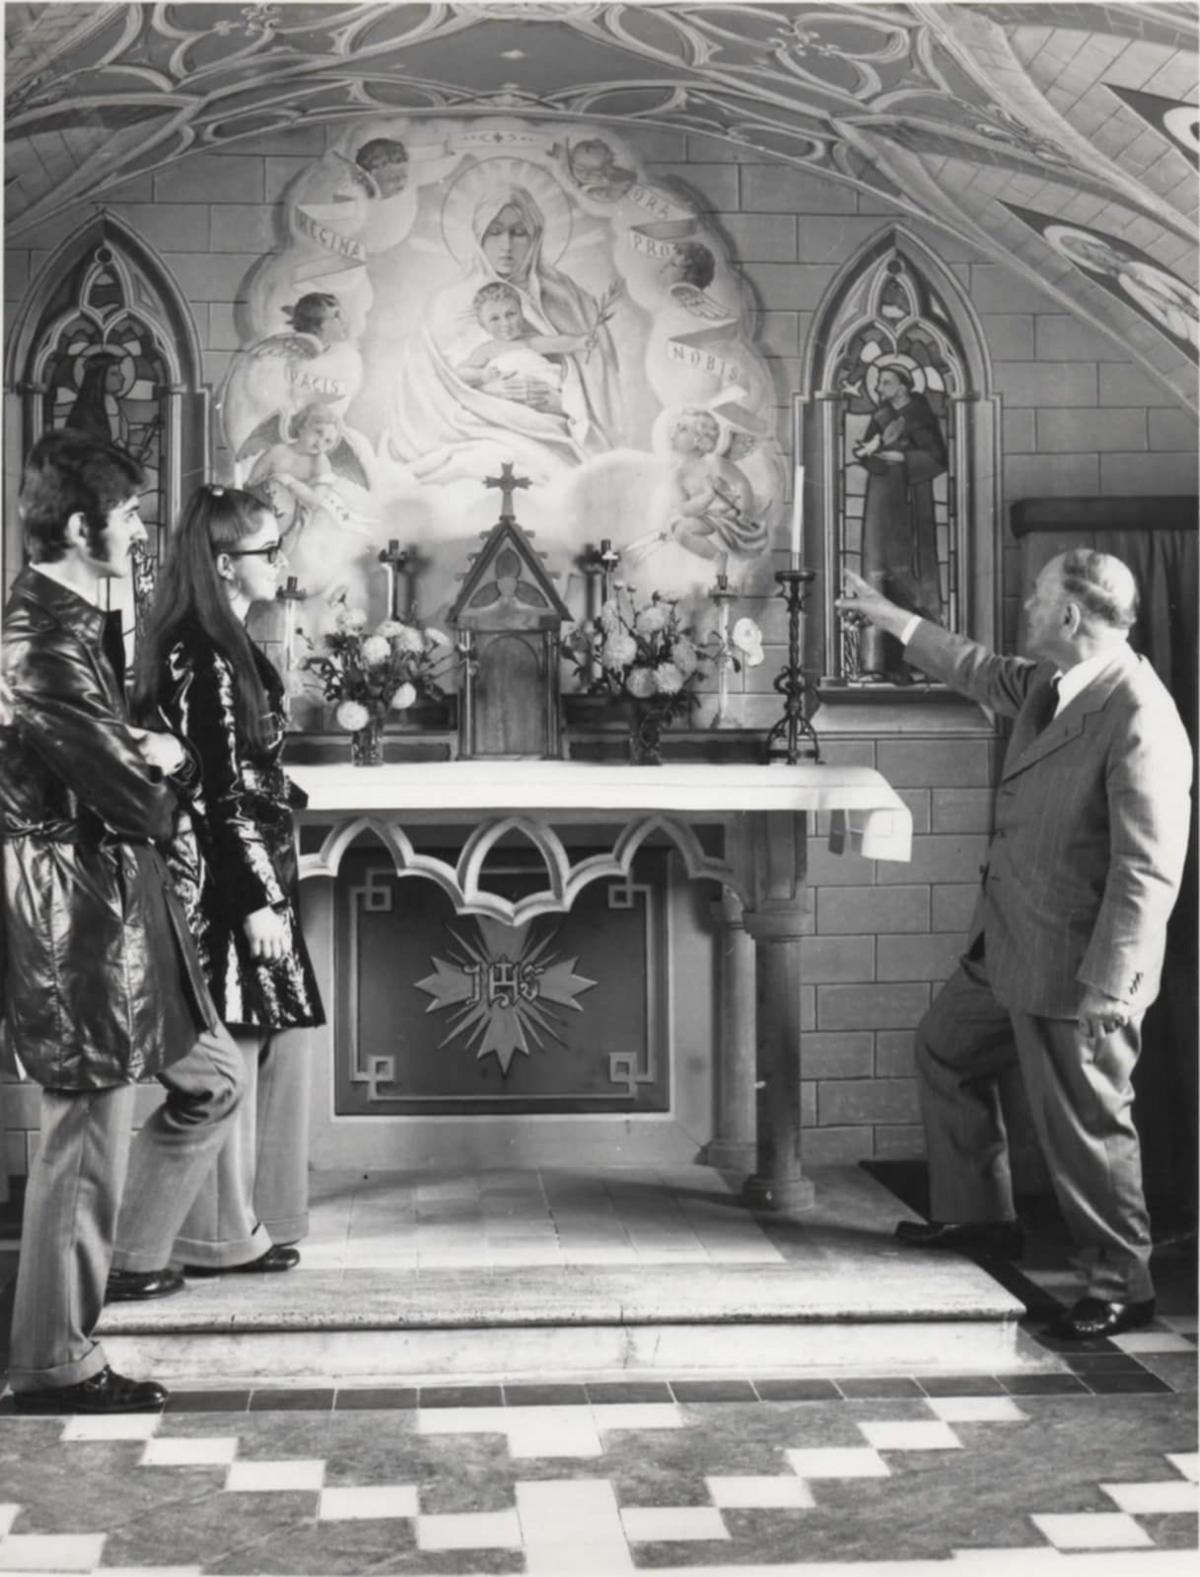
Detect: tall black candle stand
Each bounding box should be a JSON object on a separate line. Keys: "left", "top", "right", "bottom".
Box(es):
{"left": 765, "top": 568, "right": 821, "bottom": 764}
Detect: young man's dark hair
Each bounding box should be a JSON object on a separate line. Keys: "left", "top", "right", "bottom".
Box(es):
{"left": 18, "top": 429, "right": 143, "bottom": 563}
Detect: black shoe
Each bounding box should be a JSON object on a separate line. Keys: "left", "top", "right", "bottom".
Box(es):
{"left": 106, "top": 1267, "right": 186, "bottom": 1302}
{"left": 11, "top": 1365, "right": 168, "bottom": 1414}
{"left": 183, "top": 1244, "right": 300, "bottom": 1276}
{"left": 894, "top": 1219, "right": 1024, "bottom": 1260}
{"left": 1046, "top": 1296, "right": 1157, "bottom": 1341}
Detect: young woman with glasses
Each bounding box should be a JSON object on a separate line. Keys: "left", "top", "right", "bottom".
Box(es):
{"left": 115, "top": 483, "right": 324, "bottom": 1285}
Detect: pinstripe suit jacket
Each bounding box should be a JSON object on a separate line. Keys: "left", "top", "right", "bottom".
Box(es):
{"left": 907, "top": 621, "right": 1192, "bottom": 1018}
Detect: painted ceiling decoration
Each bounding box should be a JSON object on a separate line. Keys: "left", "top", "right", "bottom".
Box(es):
{"left": 5, "top": 2, "right": 1197, "bottom": 406}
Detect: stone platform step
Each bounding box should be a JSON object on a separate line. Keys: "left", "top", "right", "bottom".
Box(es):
{"left": 97, "top": 1166, "right": 1048, "bottom": 1385}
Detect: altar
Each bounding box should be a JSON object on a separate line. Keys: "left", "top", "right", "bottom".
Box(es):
{"left": 290, "top": 760, "right": 912, "bottom": 1211}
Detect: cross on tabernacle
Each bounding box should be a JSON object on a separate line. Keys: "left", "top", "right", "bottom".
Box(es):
{"left": 484, "top": 462, "right": 532, "bottom": 521}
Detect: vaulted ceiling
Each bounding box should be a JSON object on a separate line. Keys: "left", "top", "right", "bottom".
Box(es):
{"left": 5, "top": 2, "right": 1198, "bottom": 405}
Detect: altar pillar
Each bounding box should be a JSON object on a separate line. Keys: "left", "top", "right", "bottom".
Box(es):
{"left": 741, "top": 812, "right": 815, "bottom": 1213}
{"left": 706, "top": 890, "right": 757, "bottom": 1175}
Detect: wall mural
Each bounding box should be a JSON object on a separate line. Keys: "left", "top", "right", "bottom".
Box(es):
{"left": 222, "top": 115, "right": 786, "bottom": 669}
{"left": 1005, "top": 204, "right": 1200, "bottom": 364}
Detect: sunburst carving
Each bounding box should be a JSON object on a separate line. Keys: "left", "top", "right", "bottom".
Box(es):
{"left": 415, "top": 916, "right": 596, "bottom": 1075}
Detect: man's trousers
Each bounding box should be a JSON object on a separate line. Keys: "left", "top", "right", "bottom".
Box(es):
{"left": 8, "top": 1028, "right": 245, "bottom": 1393}
{"left": 915, "top": 952, "right": 1152, "bottom": 1303}
{"left": 166, "top": 1025, "right": 312, "bottom": 1269}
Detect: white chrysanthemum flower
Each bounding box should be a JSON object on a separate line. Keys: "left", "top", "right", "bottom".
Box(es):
{"left": 335, "top": 700, "right": 371, "bottom": 733}
{"left": 598, "top": 598, "right": 622, "bottom": 633}
{"left": 671, "top": 637, "right": 699, "bottom": 676}
{"left": 337, "top": 606, "right": 369, "bottom": 632}
{"left": 654, "top": 662, "right": 683, "bottom": 695}
{"left": 732, "top": 616, "right": 765, "bottom": 667}
{"left": 389, "top": 682, "right": 418, "bottom": 711}
{"left": 625, "top": 667, "right": 656, "bottom": 699}
{"left": 375, "top": 619, "right": 407, "bottom": 639}
{"left": 392, "top": 625, "right": 426, "bottom": 654}
{"left": 361, "top": 635, "right": 391, "bottom": 666}
{"left": 634, "top": 603, "right": 667, "bottom": 635}
{"left": 602, "top": 632, "right": 637, "bottom": 669}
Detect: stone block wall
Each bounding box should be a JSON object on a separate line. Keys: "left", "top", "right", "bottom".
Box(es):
{"left": 2, "top": 121, "right": 1195, "bottom": 1174}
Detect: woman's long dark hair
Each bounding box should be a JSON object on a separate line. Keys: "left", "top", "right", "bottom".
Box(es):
{"left": 134, "top": 484, "right": 275, "bottom": 751}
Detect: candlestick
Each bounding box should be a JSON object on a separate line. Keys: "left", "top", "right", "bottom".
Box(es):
{"left": 581, "top": 541, "right": 622, "bottom": 686}
{"left": 275, "top": 574, "right": 308, "bottom": 730}
{"left": 709, "top": 573, "right": 737, "bottom": 730}
{"left": 789, "top": 464, "right": 804, "bottom": 569}
{"left": 597, "top": 539, "right": 620, "bottom": 605}
{"left": 378, "top": 540, "right": 408, "bottom": 622}
{"left": 765, "top": 567, "right": 820, "bottom": 764}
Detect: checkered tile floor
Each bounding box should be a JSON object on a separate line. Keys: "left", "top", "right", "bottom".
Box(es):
{"left": 0, "top": 1383, "right": 1194, "bottom": 1573}
{"left": 1, "top": 1167, "right": 1195, "bottom": 1573}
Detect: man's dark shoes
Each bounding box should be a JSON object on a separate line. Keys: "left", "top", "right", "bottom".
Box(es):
{"left": 11, "top": 1366, "right": 168, "bottom": 1414}
{"left": 894, "top": 1219, "right": 1024, "bottom": 1260}
{"left": 106, "top": 1267, "right": 186, "bottom": 1302}
{"left": 183, "top": 1244, "right": 300, "bottom": 1276}
{"left": 1047, "top": 1296, "right": 1156, "bottom": 1341}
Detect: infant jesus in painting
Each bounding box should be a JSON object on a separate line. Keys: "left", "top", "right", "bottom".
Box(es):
{"left": 456, "top": 281, "right": 589, "bottom": 404}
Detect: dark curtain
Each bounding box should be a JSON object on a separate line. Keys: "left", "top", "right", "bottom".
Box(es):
{"left": 1093, "top": 527, "right": 1197, "bottom": 1222}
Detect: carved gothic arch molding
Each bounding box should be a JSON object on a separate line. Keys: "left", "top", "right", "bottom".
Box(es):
{"left": 298, "top": 813, "right": 743, "bottom": 923}
{"left": 797, "top": 224, "right": 1001, "bottom": 724}
{"left": 3, "top": 210, "right": 210, "bottom": 593}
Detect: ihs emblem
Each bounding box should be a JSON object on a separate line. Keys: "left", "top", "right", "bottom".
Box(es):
{"left": 415, "top": 917, "right": 596, "bottom": 1075}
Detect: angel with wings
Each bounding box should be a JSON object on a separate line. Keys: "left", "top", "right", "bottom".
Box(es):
{"left": 245, "top": 401, "right": 373, "bottom": 594}
{"left": 222, "top": 291, "right": 360, "bottom": 466}
{"left": 662, "top": 407, "right": 767, "bottom": 562}
{"left": 659, "top": 243, "right": 733, "bottom": 323}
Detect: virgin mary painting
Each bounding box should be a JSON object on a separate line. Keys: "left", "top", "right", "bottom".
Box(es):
{"left": 388, "top": 183, "right": 624, "bottom": 482}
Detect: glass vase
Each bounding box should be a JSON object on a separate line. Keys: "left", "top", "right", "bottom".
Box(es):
{"left": 349, "top": 712, "right": 384, "bottom": 767}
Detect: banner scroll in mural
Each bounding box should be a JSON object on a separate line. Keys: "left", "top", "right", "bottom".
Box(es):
{"left": 220, "top": 117, "right": 785, "bottom": 681}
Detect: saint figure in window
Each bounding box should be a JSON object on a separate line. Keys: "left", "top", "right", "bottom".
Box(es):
{"left": 851, "top": 362, "right": 947, "bottom": 679}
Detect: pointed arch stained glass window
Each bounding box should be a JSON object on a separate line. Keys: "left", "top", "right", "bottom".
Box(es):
{"left": 821, "top": 250, "right": 968, "bottom": 683}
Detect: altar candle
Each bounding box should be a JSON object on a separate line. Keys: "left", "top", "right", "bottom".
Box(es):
{"left": 285, "top": 575, "right": 299, "bottom": 595}
{"left": 600, "top": 538, "right": 612, "bottom": 554}
{"left": 790, "top": 465, "right": 804, "bottom": 568}
{"left": 387, "top": 538, "right": 400, "bottom": 556}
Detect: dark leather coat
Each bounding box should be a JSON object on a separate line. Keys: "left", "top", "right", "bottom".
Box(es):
{"left": 158, "top": 622, "right": 324, "bottom": 1031}
{"left": 0, "top": 568, "right": 219, "bottom": 1091}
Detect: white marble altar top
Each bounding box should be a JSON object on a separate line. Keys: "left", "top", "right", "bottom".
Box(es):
{"left": 288, "top": 762, "right": 912, "bottom": 861}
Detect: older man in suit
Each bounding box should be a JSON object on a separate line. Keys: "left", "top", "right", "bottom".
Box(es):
{"left": 836, "top": 550, "right": 1192, "bottom": 1340}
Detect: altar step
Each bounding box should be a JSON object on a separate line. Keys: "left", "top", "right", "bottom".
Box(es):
{"left": 97, "top": 1165, "right": 1049, "bottom": 1386}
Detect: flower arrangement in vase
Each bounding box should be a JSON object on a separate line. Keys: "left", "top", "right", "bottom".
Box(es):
{"left": 301, "top": 592, "right": 452, "bottom": 765}
{"left": 565, "top": 587, "right": 709, "bottom": 764}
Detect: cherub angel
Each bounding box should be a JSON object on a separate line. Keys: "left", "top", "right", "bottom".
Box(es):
{"left": 622, "top": 408, "right": 768, "bottom": 576}
{"left": 659, "top": 243, "right": 733, "bottom": 322}
{"left": 662, "top": 407, "right": 767, "bottom": 562}
{"left": 247, "top": 401, "right": 370, "bottom": 533}
{"left": 222, "top": 291, "right": 359, "bottom": 466}
{"left": 245, "top": 403, "right": 373, "bottom": 601}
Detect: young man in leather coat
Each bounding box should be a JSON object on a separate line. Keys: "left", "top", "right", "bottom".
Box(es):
{"left": 0, "top": 431, "right": 248, "bottom": 1413}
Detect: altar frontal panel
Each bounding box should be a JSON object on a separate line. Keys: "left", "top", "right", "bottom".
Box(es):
{"left": 334, "top": 848, "right": 672, "bottom": 1115}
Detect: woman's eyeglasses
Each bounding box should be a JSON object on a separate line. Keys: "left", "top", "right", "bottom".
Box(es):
{"left": 227, "top": 542, "right": 284, "bottom": 566}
